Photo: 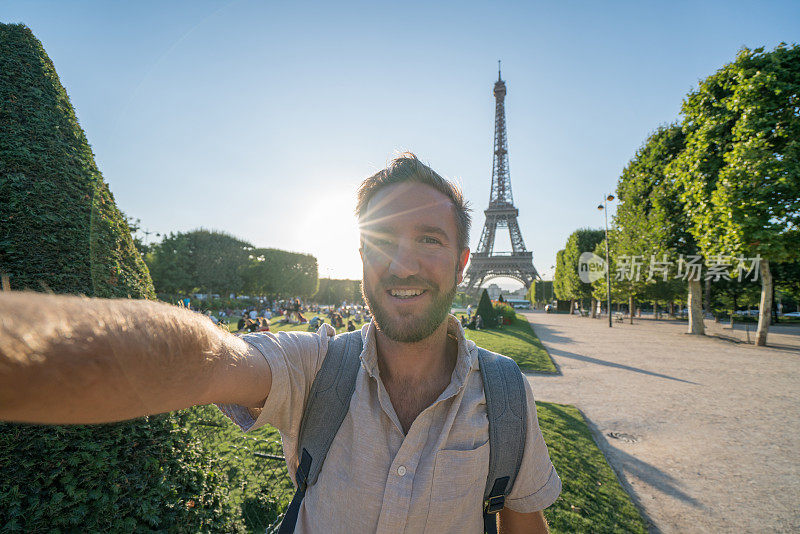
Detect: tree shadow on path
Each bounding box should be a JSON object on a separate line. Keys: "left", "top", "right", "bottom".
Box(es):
{"left": 527, "top": 322, "right": 577, "bottom": 346}
{"left": 547, "top": 347, "right": 700, "bottom": 385}
{"left": 574, "top": 410, "right": 707, "bottom": 534}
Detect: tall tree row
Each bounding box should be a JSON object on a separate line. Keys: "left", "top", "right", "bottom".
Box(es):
{"left": 146, "top": 230, "right": 319, "bottom": 299}
{"left": 240, "top": 247, "right": 319, "bottom": 298}
{"left": 314, "top": 278, "right": 363, "bottom": 305}
{"left": 553, "top": 229, "right": 605, "bottom": 313}
{"left": 555, "top": 44, "right": 799, "bottom": 345}
{"left": 613, "top": 125, "right": 700, "bottom": 331}
{"left": 672, "top": 44, "right": 800, "bottom": 345}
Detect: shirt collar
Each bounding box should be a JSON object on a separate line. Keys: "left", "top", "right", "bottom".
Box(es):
{"left": 359, "top": 315, "right": 478, "bottom": 389}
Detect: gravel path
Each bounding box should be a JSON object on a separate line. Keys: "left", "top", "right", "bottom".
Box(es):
{"left": 523, "top": 311, "right": 800, "bottom": 533}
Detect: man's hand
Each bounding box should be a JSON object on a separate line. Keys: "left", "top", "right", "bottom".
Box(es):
{"left": 0, "top": 291, "right": 272, "bottom": 424}
{"left": 498, "top": 507, "right": 550, "bottom": 534}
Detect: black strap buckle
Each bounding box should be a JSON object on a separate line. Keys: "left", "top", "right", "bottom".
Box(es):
{"left": 484, "top": 494, "right": 505, "bottom": 514}
{"left": 295, "top": 448, "right": 312, "bottom": 491}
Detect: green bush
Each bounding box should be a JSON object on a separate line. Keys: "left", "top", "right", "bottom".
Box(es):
{"left": 476, "top": 288, "right": 497, "bottom": 327}
{"left": 494, "top": 303, "right": 517, "bottom": 322}
{"left": 0, "top": 23, "right": 242, "bottom": 531}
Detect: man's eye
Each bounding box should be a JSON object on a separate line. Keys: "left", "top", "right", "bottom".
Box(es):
{"left": 421, "top": 236, "right": 442, "bottom": 244}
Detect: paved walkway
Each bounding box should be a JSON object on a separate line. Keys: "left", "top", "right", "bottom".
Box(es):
{"left": 523, "top": 311, "right": 799, "bottom": 533}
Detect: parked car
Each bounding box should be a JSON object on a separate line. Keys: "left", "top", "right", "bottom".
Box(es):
{"left": 781, "top": 311, "right": 800, "bottom": 318}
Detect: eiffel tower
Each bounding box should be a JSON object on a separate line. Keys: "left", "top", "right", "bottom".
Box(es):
{"left": 461, "top": 64, "right": 539, "bottom": 294}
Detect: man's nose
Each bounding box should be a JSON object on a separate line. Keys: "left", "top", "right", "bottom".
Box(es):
{"left": 387, "top": 241, "right": 420, "bottom": 279}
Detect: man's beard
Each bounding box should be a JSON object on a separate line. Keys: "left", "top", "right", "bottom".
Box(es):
{"left": 362, "top": 275, "right": 457, "bottom": 343}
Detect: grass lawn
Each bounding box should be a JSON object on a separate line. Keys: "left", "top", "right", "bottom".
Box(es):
{"left": 183, "top": 405, "right": 295, "bottom": 532}
{"left": 539, "top": 402, "right": 648, "bottom": 533}
{"left": 463, "top": 317, "right": 557, "bottom": 373}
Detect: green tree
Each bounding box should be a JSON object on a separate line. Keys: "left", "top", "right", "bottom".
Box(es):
{"left": 591, "top": 231, "right": 629, "bottom": 313}
{"left": 563, "top": 228, "right": 605, "bottom": 315}
{"left": 146, "top": 231, "right": 196, "bottom": 295}
{"left": 528, "top": 280, "right": 554, "bottom": 306}
{"left": 615, "top": 124, "right": 702, "bottom": 330}
{"left": 553, "top": 249, "right": 569, "bottom": 302}
{"left": 673, "top": 44, "right": 800, "bottom": 345}
{"left": 0, "top": 24, "right": 242, "bottom": 531}
{"left": 476, "top": 288, "right": 497, "bottom": 327}
{"left": 241, "top": 248, "right": 319, "bottom": 298}
{"left": 147, "top": 229, "right": 253, "bottom": 297}
{"left": 193, "top": 230, "right": 252, "bottom": 296}
{"left": 314, "top": 278, "right": 363, "bottom": 305}
{"left": 773, "top": 261, "right": 800, "bottom": 313}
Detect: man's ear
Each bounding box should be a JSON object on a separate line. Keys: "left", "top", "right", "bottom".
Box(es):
{"left": 456, "top": 248, "right": 470, "bottom": 284}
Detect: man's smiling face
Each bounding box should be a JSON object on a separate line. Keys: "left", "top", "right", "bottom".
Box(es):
{"left": 359, "top": 182, "right": 469, "bottom": 343}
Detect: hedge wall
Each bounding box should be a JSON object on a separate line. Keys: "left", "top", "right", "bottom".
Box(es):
{"left": 0, "top": 24, "right": 242, "bottom": 531}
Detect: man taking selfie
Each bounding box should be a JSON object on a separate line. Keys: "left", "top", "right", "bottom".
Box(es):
{"left": 0, "top": 154, "right": 560, "bottom": 533}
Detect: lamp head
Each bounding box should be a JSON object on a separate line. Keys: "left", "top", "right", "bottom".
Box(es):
{"left": 607, "top": 194, "right": 615, "bottom": 202}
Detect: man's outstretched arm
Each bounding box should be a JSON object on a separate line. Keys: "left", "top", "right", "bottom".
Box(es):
{"left": 0, "top": 291, "right": 271, "bottom": 424}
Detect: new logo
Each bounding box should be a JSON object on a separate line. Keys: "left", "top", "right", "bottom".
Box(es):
{"left": 578, "top": 252, "right": 606, "bottom": 283}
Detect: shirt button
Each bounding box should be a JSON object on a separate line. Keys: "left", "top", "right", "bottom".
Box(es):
{"left": 397, "top": 465, "right": 407, "bottom": 476}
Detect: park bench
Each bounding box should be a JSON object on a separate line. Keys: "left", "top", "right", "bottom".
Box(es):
{"left": 614, "top": 313, "right": 624, "bottom": 323}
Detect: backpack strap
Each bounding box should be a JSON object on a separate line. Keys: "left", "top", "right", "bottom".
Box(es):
{"left": 277, "top": 330, "right": 364, "bottom": 534}
{"left": 477, "top": 348, "right": 528, "bottom": 534}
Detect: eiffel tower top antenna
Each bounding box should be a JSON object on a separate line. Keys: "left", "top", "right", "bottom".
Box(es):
{"left": 498, "top": 59, "right": 501, "bottom": 80}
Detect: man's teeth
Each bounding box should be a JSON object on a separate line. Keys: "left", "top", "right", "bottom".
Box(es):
{"left": 390, "top": 289, "right": 424, "bottom": 298}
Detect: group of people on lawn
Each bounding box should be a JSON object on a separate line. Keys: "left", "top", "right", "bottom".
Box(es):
{"left": 228, "top": 299, "right": 372, "bottom": 333}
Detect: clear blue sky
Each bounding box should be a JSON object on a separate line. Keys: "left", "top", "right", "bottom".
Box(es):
{"left": 4, "top": 1, "right": 798, "bottom": 287}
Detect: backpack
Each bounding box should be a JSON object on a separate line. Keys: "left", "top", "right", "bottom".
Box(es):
{"left": 276, "top": 330, "right": 527, "bottom": 534}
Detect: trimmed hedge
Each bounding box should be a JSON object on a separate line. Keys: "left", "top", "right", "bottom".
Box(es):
{"left": 0, "top": 23, "right": 154, "bottom": 298}
{"left": 477, "top": 288, "right": 497, "bottom": 327}
{"left": 0, "top": 24, "right": 242, "bottom": 531}
{"left": 0, "top": 411, "right": 245, "bottom": 533}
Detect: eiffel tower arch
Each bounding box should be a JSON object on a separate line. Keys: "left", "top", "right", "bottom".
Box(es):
{"left": 461, "top": 64, "right": 539, "bottom": 295}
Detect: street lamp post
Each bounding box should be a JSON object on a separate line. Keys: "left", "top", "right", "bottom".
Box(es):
{"left": 598, "top": 195, "right": 615, "bottom": 328}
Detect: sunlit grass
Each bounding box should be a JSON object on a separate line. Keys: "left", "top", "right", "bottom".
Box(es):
{"left": 463, "top": 317, "right": 557, "bottom": 373}
{"left": 539, "top": 402, "right": 647, "bottom": 533}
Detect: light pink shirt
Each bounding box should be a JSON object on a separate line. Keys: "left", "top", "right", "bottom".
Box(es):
{"left": 220, "top": 316, "right": 560, "bottom": 533}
